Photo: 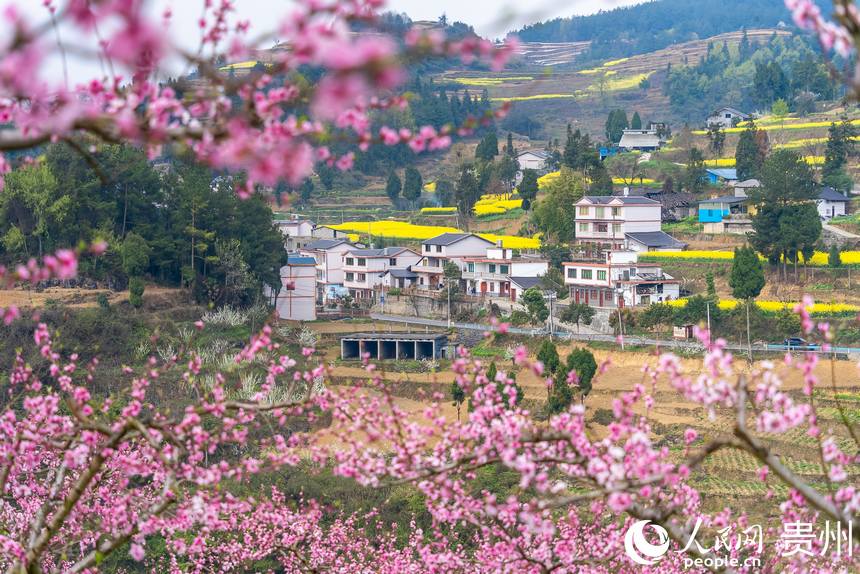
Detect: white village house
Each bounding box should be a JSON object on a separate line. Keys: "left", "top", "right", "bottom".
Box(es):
{"left": 562, "top": 250, "right": 680, "bottom": 308}
{"left": 706, "top": 107, "right": 750, "bottom": 128}
{"left": 342, "top": 247, "right": 422, "bottom": 301}
{"left": 269, "top": 254, "right": 317, "bottom": 321}
{"left": 516, "top": 149, "right": 550, "bottom": 172}
{"left": 817, "top": 187, "right": 850, "bottom": 219}
{"left": 461, "top": 246, "right": 549, "bottom": 301}
{"left": 617, "top": 128, "right": 662, "bottom": 152}
{"left": 275, "top": 216, "right": 315, "bottom": 251}
{"left": 299, "top": 239, "right": 356, "bottom": 304}
{"left": 574, "top": 194, "right": 685, "bottom": 253}
{"left": 413, "top": 233, "right": 496, "bottom": 290}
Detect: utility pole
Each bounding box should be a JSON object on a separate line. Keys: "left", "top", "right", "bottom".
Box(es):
{"left": 746, "top": 299, "right": 752, "bottom": 362}
{"left": 617, "top": 306, "right": 625, "bottom": 351}
{"left": 446, "top": 280, "right": 451, "bottom": 328}
{"left": 706, "top": 302, "right": 711, "bottom": 334}
{"left": 547, "top": 292, "right": 556, "bottom": 338}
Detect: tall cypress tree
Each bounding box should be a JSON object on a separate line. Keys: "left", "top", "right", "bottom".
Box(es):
{"left": 631, "top": 111, "right": 642, "bottom": 129}
{"left": 402, "top": 167, "right": 423, "bottom": 203}
{"left": 385, "top": 171, "right": 401, "bottom": 203}
{"left": 735, "top": 123, "right": 764, "bottom": 181}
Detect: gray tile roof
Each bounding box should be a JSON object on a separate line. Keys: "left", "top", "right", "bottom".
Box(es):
{"left": 697, "top": 195, "right": 747, "bottom": 205}
{"left": 582, "top": 195, "right": 660, "bottom": 205}
{"left": 423, "top": 233, "right": 493, "bottom": 246}
{"left": 510, "top": 276, "right": 543, "bottom": 290}
{"left": 386, "top": 268, "right": 418, "bottom": 279}
{"left": 819, "top": 187, "right": 850, "bottom": 202}
{"left": 304, "top": 239, "right": 350, "bottom": 250}
{"left": 348, "top": 247, "right": 411, "bottom": 257}
{"left": 618, "top": 131, "right": 661, "bottom": 149}
{"left": 712, "top": 106, "right": 749, "bottom": 118}
{"left": 625, "top": 231, "right": 687, "bottom": 249}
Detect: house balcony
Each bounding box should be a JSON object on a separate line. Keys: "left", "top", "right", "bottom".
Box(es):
{"left": 412, "top": 264, "right": 445, "bottom": 274}
{"left": 462, "top": 271, "right": 510, "bottom": 281}
{"left": 576, "top": 231, "right": 624, "bottom": 239}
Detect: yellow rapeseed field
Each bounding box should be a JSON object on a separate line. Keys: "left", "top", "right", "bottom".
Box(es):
{"left": 328, "top": 221, "right": 541, "bottom": 249}
{"left": 702, "top": 156, "right": 824, "bottom": 167}
{"left": 667, "top": 299, "right": 860, "bottom": 315}
{"left": 451, "top": 76, "right": 533, "bottom": 86}
{"left": 640, "top": 250, "right": 860, "bottom": 266}
{"left": 603, "top": 58, "right": 630, "bottom": 67}
{"left": 538, "top": 171, "right": 560, "bottom": 189}
{"left": 420, "top": 207, "right": 457, "bottom": 214}
{"left": 692, "top": 119, "right": 860, "bottom": 135}
{"left": 491, "top": 94, "right": 576, "bottom": 102}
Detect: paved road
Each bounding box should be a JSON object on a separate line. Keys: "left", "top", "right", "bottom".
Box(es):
{"left": 822, "top": 223, "right": 860, "bottom": 240}
{"left": 369, "top": 313, "right": 860, "bottom": 356}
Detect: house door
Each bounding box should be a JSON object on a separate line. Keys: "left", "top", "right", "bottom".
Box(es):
{"left": 510, "top": 288, "right": 516, "bottom": 301}
{"left": 480, "top": 282, "right": 487, "bottom": 294}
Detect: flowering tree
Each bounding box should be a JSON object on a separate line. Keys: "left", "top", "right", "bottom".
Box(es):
{"left": 0, "top": 1, "right": 857, "bottom": 572}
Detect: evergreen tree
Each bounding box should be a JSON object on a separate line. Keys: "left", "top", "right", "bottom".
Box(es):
{"left": 706, "top": 124, "right": 725, "bottom": 155}
{"left": 522, "top": 287, "right": 549, "bottom": 324}
{"left": 630, "top": 111, "right": 642, "bottom": 130}
{"left": 566, "top": 348, "right": 597, "bottom": 401}
{"left": 402, "top": 166, "right": 423, "bottom": 203}
{"left": 735, "top": 123, "right": 766, "bottom": 181}
{"left": 455, "top": 166, "right": 480, "bottom": 215}
{"left": 475, "top": 132, "right": 499, "bottom": 161}
{"left": 518, "top": 169, "right": 539, "bottom": 203}
{"left": 450, "top": 382, "right": 465, "bottom": 422}
{"left": 829, "top": 245, "right": 842, "bottom": 268}
{"left": 604, "top": 109, "right": 629, "bottom": 143}
{"left": 385, "top": 171, "right": 402, "bottom": 203}
{"left": 730, "top": 246, "right": 765, "bottom": 301}
{"left": 435, "top": 178, "right": 454, "bottom": 206}
{"left": 536, "top": 339, "right": 560, "bottom": 375}
{"left": 317, "top": 164, "right": 335, "bottom": 190}
{"left": 299, "top": 178, "right": 314, "bottom": 202}
{"left": 683, "top": 147, "right": 706, "bottom": 194}
{"left": 506, "top": 132, "right": 515, "bottom": 157}
{"left": 822, "top": 120, "right": 856, "bottom": 193}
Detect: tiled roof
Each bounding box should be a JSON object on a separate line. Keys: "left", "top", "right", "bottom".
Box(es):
{"left": 625, "top": 231, "right": 687, "bottom": 249}
{"left": 304, "top": 239, "right": 350, "bottom": 250}
{"left": 423, "top": 233, "right": 493, "bottom": 246}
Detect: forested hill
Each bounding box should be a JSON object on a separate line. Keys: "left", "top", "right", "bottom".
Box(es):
{"left": 514, "top": 0, "right": 791, "bottom": 60}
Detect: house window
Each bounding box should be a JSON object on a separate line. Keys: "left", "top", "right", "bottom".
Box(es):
{"left": 578, "top": 206, "right": 589, "bottom": 216}
{"left": 489, "top": 264, "right": 496, "bottom": 273}
{"left": 579, "top": 223, "right": 589, "bottom": 232}
{"left": 435, "top": 245, "right": 442, "bottom": 253}
{"left": 357, "top": 258, "right": 366, "bottom": 266}
{"left": 725, "top": 113, "right": 732, "bottom": 119}
{"left": 389, "top": 258, "right": 397, "bottom": 266}
{"left": 346, "top": 272, "right": 354, "bottom": 281}
{"left": 612, "top": 207, "right": 620, "bottom": 217}
{"left": 581, "top": 269, "right": 593, "bottom": 280}
{"left": 567, "top": 268, "right": 577, "bottom": 279}
{"left": 424, "top": 244, "right": 430, "bottom": 252}
{"left": 467, "top": 263, "right": 475, "bottom": 273}
{"left": 500, "top": 264, "right": 509, "bottom": 274}
{"left": 346, "top": 257, "right": 354, "bottom": 266}
{"left": 612, "top": 223, "right": 622, "bottom": 234}
{"left": 597, "top": 223, "right": 608, "bottom": 233}
{"left": 597, "top": 270, "right": 607, "bottom": 281}
{"left": 357, "top": 273, "right": 366, "bottom": 281}
{"left": 595, "top": 207, "right": 605, "bottom": 218}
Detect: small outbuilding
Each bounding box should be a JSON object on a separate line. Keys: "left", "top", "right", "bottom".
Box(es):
{"left": 340, "top": 332, "right": 449, "bottom": 361}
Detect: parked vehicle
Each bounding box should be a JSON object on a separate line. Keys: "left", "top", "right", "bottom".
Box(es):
{"left": 783, "top": 337, "right": 818, "bottom": 350}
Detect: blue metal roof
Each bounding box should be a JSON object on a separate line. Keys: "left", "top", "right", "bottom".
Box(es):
{"left": 705, "top": 168, "right": 738, "bottom": 180}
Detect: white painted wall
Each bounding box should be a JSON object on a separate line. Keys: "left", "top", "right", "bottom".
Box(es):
{"left": 274, "top": 264, "right": 316, "bottom": 321}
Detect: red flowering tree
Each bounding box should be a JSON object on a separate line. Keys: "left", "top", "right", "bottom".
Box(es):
{"left": 0, "top": 1, "right": 857, "bottom": 573}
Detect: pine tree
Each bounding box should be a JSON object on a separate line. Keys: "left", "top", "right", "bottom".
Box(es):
{"left": 566, "top": 348, "right": 597, "bottom": 401}
{"left": 518, "top": 169, "right": 539, "bottom": 203}
{"left": 506, "top": 132, "right": 515, "bottom": 157}
{"left": 631, "top": 111, "right": 642, "bottom": 130}
{"left": 829, "top": 244, "right": 842, "bottom": 268}
{"left": 536, "top": 339, "right": 560, "bottom": 375}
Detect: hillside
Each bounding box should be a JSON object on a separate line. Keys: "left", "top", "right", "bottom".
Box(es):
{"left": 444, "top": 29, "right": 793, "bottom": 139}
{"left": 514, "top": 0, "right": 791, "bottom": 62}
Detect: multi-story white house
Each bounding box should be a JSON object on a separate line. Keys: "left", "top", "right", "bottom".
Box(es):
{"left": 275, "top": 217, "right": 315, "bottom": 251}
{"left": 462, "top": 246, "right": 549, "bottom": 301}
{"left": 299, "top": 239, "right": 355, "bottom": 304}
{"left": 413, "top": 233, "right": 496, "bottom": 290}
{"left": 311, "top": 225, "right": 354, "bottom": 241}
{"left": 270, "top": 254, "right": 317, "bottom": 321}
{"left": 562, "top": 250, "right": 680, "bottom": 308}
{"left": 342, "top": 247, "right": 422, "bottom": 300}
{"left": 574, "top": 194, "right": 684, "bottom": 253}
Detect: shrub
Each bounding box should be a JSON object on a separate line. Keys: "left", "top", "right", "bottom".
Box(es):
{"left": 129, "top": 277, "right": 145, "bottom": 308}
{"left": 508, "top": 310, "right": 531, "bottom": 326}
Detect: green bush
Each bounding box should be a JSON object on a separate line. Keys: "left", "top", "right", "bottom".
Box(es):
{"left": 508, "top": 310, "right": 531, "bottom": 326}
{"left": 129, "top": 277, "right": 145, "bottom": 308}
